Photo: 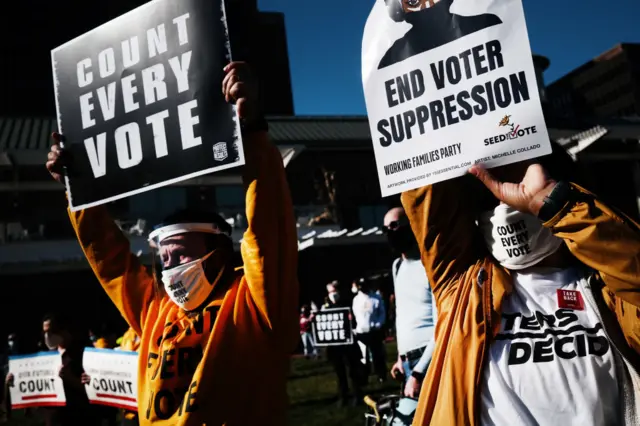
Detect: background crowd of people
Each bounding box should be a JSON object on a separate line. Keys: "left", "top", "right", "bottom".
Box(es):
{"left": 295, "top": 205, "right": 438, "bottom": 424}
{"left": 1, "top": 315, "right": 140, "bottom": 426}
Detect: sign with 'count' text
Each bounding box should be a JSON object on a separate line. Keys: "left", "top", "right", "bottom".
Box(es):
{"left": 83, "top": 348, "right": 139, "bottom": 410}
{"left": 52, "top": 0, "right": 243, "bottom": 211}
{"left": 312, "top": 307, "right": 354, "bottom": 346}
{"left": 362, "top": 0, "right": 551, "bottom": 196}
{"left": 8, "top": 352, "right": 66, "bottom": 409}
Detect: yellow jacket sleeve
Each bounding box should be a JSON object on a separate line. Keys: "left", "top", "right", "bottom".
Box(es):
{"left": 240, "top": 131, "right": 299, "bottom": 342}
{"left": 68, "top": 206, "right": 155, "bottom": 336}
{"left": 546, "top": 183, "right": 640, "bottom": 305}
{"left": 401, "top": 177, "right": 483, "bottom": 300}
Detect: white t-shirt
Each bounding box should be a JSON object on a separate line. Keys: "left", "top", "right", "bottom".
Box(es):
{"left": 352, "top": 292, "right": 385, "bottom": 334}
{"left": 480, "top": 267, "right": 619, "bottom": 426}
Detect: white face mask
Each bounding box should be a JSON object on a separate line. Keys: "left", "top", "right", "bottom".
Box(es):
{"left": 161, "top": 252, "right": 214, "bottom": 311}
{"left": 351, "top": 287, "right": 358, "bottom": 294}
{"left": 44, "top": 332, "right": 62, "bottom": 350}
{"left": 478, "top": 204, "right": 563, "bottom": 270}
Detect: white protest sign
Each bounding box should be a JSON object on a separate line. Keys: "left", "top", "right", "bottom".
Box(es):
{"left": 362, "top": 0, "right": 551, "bottom": 196}
{"left": 8, "top": 352, "right": 66, "bottom": 409}
{"left": 83, "top": 348, "right": 139, "bottom": 410}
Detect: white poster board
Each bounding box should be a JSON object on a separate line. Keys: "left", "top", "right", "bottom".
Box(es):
{"left": 362, "top": 0, "right": 551, "bottom": 196}
{"left": 82, "top": 348, "right": 139, "bottom": 410}
{"left": 8, "top": 352, "right": 66, "bottom": 409}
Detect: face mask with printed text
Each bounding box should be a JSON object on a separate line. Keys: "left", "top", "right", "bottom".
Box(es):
{"left": 478, "top": 203, "right": 563, "bottom": 270}
{"left": 161, "top": 251, "right": 214, "bottom": 311}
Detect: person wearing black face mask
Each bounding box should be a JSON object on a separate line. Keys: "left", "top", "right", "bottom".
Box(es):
{"left": 323, "top": 282, "right": 365, "bottom": 407}
{"left": 383, "top": 207, "right": 437, "bottom": 425}
{"left": 379, "top": 0, "right": 502, "bottom": 69}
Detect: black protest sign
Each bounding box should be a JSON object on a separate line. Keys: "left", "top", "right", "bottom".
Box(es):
{"left": 52, "top": 0, "right": 243, "bottom": 211}
{"left": 312, "top": 307, "right": 354, "bottom": 346}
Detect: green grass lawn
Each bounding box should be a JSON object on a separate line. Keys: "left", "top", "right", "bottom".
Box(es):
{"left": 3, "top": 342, "right": 400, "bottom": 426}
{"left": 288, "top": 341, "right": 400, "bottom": 426}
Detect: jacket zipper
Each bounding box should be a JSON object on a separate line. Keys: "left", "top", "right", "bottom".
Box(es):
{"left": 578, "top": 277, "right": 640, "bottom": 426}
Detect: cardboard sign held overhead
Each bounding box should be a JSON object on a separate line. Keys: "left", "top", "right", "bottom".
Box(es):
{"left": 52, "top": 0, "right": 244, "bottom": 211}
{"left": 362, "top": 0, "right": 552, "bottom": 196}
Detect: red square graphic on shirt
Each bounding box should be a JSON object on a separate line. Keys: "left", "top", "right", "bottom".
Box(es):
{"left": 557, "top": 289, "right": 585, "bottom": 311}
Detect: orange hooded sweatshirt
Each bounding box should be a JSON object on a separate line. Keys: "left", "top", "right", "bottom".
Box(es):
{"left": 68, "top": 133, "right": 299, "bottom": 426}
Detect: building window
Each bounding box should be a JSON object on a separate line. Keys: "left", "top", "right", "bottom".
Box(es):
{"left": 129, "top": 187, "right": 187, "bottom": 223}
{"left": 215, "top": 185, "right": 245, "bottom": 217}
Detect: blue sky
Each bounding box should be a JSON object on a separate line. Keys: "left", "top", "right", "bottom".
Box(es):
{"left": 259, "top": 0, "right": 640, "bottom": 116}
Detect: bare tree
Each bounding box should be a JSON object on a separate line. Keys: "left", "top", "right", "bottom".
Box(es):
{"left": 308, "top": 166, "right": 340, "bottom": 226}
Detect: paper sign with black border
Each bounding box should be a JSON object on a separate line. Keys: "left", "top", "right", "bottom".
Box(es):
{"left": 51, "top": 0, "right": 243, "bottom": 211}
{"left": 312, "top": 307, "right": 354, "bottom": 347}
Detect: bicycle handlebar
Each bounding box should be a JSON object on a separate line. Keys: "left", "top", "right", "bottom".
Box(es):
{"left": 364, "top": 395, "right": 381, "bottom": 423}
{"left": 364, "top": 394, "right": 403, "bottom": 424}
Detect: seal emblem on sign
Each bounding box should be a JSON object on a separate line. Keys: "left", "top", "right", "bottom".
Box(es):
{"left": 213, "top": 142, "right": 228, "bottom": 161}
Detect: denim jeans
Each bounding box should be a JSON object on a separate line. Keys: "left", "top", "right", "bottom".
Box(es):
{"left": 391, "top": 357, "right": 420, "bottom": 426}
{"left": 301, "top": 332, "right": 317, "bottom": 356}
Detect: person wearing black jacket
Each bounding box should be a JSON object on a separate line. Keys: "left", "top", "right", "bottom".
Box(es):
{"left": 323, "top": 282, "right": 366, "bottom": 407}
{"left": 5, "top": 314, "right": 98, "bottom": 426}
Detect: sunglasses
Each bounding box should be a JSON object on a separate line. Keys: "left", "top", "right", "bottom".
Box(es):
{"left": 382, "top": 220, "right": 409, "bottom": 234}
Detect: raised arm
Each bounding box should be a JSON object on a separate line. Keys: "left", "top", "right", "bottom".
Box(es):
{"left": 68, "top": 205, "right": 155, "bottom": 335}
{"left": 400, "top": 177, "right": 482, "bottom": 299}
{"left": 240, "top": 130, "right": 299, "bottom": 339}
{"left": 469, "top": 164, "right": 640, "bottom": 305}
{"left": 46, "top": 133, "right": 154, "bottom": 335}
{"left": 544, "top": 183, "right": 640, "bottom": 305}
{"left": 470, "top": 164, "right": 640, "bottom": 352}
{"left": 223, "top": 62, "right": 299, "bottom": 341}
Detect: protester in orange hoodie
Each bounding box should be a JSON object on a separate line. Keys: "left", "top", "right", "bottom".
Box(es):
{"left": 46, "top": 62, "right": 299, "bottom": 426}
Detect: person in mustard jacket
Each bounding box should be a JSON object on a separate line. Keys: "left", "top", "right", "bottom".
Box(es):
{"left": 403, "top": 143, "right": 640, "bottom": 426}
{"left": 46, "top": 62, "right": 299, "bottom": 426}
